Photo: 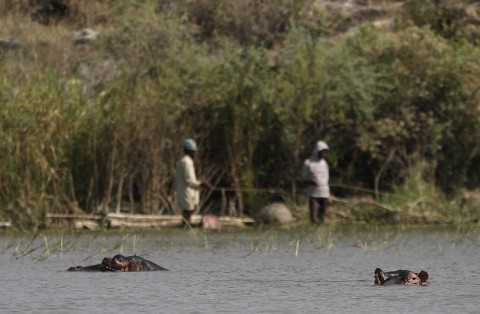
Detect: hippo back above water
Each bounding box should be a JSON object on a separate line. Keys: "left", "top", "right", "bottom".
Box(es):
{"left": 67, "top": 263, "right": 110, "bottom": 272}
{"left": 68, "top": 255, "right": 168, "bottom": 272}
{"left": 374, "top": 268, "right": 429, "bottom": 286}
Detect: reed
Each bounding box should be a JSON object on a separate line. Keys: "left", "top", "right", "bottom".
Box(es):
{"left": 1, "top": 224, "right": 478, "bottom": 263}
{"left": 1, "top": 0, "right": 480, "bottom": 229}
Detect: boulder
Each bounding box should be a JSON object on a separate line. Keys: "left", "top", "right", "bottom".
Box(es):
{"left": 0, "top": 37, "right": 21, "bottom": 50}
{"left": 73, "top": 28, "right": 99, "bottom": 44}
{"left": 257, "top": 202, "right": 294, "bottom": 224}
{"left": 461, "top": 190, "right": 480, "bottom": 209}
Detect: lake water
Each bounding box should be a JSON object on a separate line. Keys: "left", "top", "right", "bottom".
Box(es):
{"left": 0, "top": 224, "right": 479, "bottom": 314}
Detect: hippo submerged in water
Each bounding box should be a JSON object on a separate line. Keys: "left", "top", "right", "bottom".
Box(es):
{"left": 374, "top": 268, "right": 429, "bottom": 286}
{"left": 68, "top": 254, "right": 168, "bottom": 272}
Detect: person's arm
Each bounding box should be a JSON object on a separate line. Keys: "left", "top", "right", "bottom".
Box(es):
{"left": 301, "top": 161, "right": 318, "bottom": 187}
{"left": 184, "top": 158, "right": 212, "bottom": 189}
{"left": 304, "top": 179, "right": 318, "bottom": 187}
{"left": 184, "top": 159, "right": 202, "bottom": 189}
{"left": 201, "top": 182, "right": 213, "bottom": 189}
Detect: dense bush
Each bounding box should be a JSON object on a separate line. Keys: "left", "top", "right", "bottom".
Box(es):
{"left": 1, "top": 0, "right": 479, "bottom": 226}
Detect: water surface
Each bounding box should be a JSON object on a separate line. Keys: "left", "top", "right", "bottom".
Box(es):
{"left": 0, "top": 225, "right": 479, "bottom": 313}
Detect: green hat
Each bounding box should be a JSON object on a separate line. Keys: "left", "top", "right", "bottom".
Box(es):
{"left": 183, "top": 138, "right": 197, "bottom": 151}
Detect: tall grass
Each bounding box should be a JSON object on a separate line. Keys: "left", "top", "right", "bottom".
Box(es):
{"left": 1, "top": 0, "right": 480, "bottom": 227}
{"left": 0, "top": 66, "right": 89, "bottom": 226}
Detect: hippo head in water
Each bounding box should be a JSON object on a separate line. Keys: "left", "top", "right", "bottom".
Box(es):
{"left": 374, "top": 268, "right": 429, "bottom": 286}
{"left": 68, "top": 255, "right": 168, "bottom": 272}
{"left": 101, "top": 254, "right": 167, "bottom": 271}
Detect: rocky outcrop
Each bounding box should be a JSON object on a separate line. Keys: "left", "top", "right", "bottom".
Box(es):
{"left": 29, "top": 0, "right": 70, "bottom": 25}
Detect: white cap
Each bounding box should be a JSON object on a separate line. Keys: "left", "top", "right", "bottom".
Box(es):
{"left": 316, "top": 141, "right": 329, "bottom": 152}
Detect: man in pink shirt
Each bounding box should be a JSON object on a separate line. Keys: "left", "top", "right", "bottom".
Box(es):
{"left": 301, "top": 141, "right": 330, "bottom": 223}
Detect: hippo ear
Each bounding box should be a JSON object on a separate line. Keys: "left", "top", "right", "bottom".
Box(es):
{"left": 418, "top": 271, "right": 429, "bottom": 283}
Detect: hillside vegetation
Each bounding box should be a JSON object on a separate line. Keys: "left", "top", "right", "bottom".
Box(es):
{"left": 1, "top": 0, "right": 480, "bottom": 227}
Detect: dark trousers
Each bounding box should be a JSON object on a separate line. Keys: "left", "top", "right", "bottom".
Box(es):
{"left": 309, "top": 197, "right": 328, "bottom": 223}
{"left": 182, "top": 209, "right": 194, "bottom": 225}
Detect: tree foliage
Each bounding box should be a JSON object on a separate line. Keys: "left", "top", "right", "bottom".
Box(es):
{"left": 1, "top": 0, "right": 480, "bottom": 226}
